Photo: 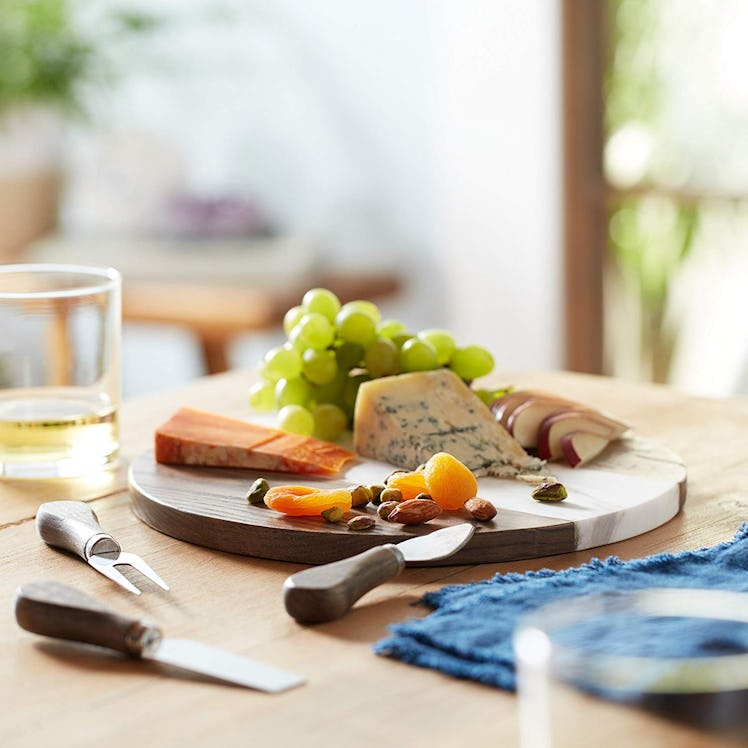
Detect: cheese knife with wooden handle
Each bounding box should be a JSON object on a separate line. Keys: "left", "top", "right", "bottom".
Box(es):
{"left": 15, "top": 581, "right": 305, "bottom": 693}
{"left": 283, "top": 523, "right": 475, "bottom": 624}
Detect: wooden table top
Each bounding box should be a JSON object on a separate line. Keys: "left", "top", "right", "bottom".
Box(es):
{"left": 1, "top": 369, "right": 746, "bottom": 748}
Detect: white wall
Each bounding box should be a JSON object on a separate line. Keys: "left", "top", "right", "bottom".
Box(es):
{"left": 66, "top": 1, "right": 564, "bottom": 394}
{"left": 437, "top": 2, "right": 563, "bottom": 371}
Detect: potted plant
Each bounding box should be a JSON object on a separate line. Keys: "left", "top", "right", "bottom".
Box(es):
{"left": 0, "top": 0, "right": 157, "bottom": 261}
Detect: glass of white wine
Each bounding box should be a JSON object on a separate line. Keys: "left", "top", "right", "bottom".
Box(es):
{"left": 514, "top": 589, "right": 748, "bottom": 748}
{"left": 0, "top": 264, "right": 121, "bottom": 478}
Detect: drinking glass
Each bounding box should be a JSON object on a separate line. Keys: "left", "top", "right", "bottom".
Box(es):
{"left": 514, "top": 588, "right": 748, "bottom": 748}
{"left": 0, "top": 264, "right": 121, "bottom": 478}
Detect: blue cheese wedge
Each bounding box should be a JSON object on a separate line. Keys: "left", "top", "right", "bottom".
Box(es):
{"left": 353, "top": 369, "right": 544, "bottom": 477}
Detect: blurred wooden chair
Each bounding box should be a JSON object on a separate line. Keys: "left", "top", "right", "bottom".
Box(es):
{"left": 26, "top": 235, "right": 402, "bottom": 373}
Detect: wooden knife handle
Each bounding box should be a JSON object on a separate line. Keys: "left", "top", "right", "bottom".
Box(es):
{"left": 283, "top": 544, "right": 406, "bottom": 624}
{"left": 36, "top": 501, "right": 121, "bottom": 560}
{"left": 15, "top": 581, "right": 161, "bottom": 657}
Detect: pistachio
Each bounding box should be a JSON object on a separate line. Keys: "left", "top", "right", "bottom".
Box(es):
{"left": 349, "top": 484, "right": 374, "bottom": 507}
{"left": 377, "top": 500, "right": 401, "bottom": 520}
{"left": 369, "top": 484, "right": 386, "bottom": 505}
{"left": 414, "top": 492, "right": 434, "bottom": 502}
{"left": 347, "top": 515, "right": 376, "bottom": 531}
{"left": 246, "top": 478, "right": 270, "bottom": 505}
{"left": 380, "top": 487, "right": 403, "bottom": 503}
{"left": 531, "top": 481, "right": 568, "bottom": 502}
{"left": 321, "top": 506, "right": 345, "bottom": 523}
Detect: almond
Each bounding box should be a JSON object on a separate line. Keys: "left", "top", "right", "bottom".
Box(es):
{"left": 388, "top": 498, "right": 441, "bottom": 525}
{"left": 464, "top": 497, "right": 497, "bottom": 521}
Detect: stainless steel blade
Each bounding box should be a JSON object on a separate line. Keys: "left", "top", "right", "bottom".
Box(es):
{"left": 148, "top": 638, "right": 305, "bottom": 693}
{"left": 397, "top": 523, "right": 475, "bottom": 563}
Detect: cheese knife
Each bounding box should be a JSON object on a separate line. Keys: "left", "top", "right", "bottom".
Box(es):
{"left": 283, "top": 523, "right": 475, "bottom": 624}
{"left": 15, "top": 581, "right": 305, "bottom": 693}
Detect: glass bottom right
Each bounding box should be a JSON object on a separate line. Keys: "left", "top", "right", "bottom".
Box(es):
{"left": 514, "top": 589, "right": 748, "bottom": 748}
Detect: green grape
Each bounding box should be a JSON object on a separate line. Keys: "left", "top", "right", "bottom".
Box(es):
{"left": 302, "top": 287, "right": 341, "bottom": 322}
{"left": 283, "top": 305, "right": 305, "bottom": 337}
{"left": 302, "top": 348, "right": 338, "bottom": 385}
{"left": 313, "top": 403, "right": 348, "bottom": 441}
{"left": 335, "top": 341, "right": 364, "bottom": 371}
{"left": 391, "top": 332, "right": 414, "bottom": 349}
{"left": 296, "top": 312, "right": 334, "bottom": 350}
{"left": 377, "top": 319, "right": 407, "bottom": 339}
{"left": 491, "top": 385, "right": 513, "bottom": 400}
{"left": 275, "top": 377, "right": 312, "bottom": 408}
{"left": 309, "top": 371, "right": 345, "bottom": 404}
{"left": 450, "top": 345, "right": 495, "bottom": 380}
{"left": 473, "top": 386, "right": 513, "bottom": 406}
{"left": 335, "top": 308, "right": 376, "bottom": 346}
{"left": 286, "top": 326, "right": 306, "bottom": 351}
{"left": 262, "top": 345, "right": 302, "bottom": 381}
{"left": 400, "top": 338, "right": 439, "bottom": 372}
{"left": 342, "top": 372, "right": 371, "bottom": 414}
{"left": 248, "top": 381, "right": 276, "bottom": 412}
{"left": 340, "top": 299, "right": 381, "bottom": 323}
{"left": 473, "top": 389, "right": 493, "bottom": 405}
{"left": 417, "top": 328, "right": 455, "bottom": 366}
{"left": 364, "top": 337, "right": 399, "bottom": 378}
{"left": 277, "top": 404, "right": 314, "bottom": 436}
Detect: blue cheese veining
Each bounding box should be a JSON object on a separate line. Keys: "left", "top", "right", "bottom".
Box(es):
{"left": 353, "top": 369, "right": 544, "bottom": 478}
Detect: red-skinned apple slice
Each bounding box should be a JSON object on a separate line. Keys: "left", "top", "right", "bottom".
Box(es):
{"left": 490, "top": 391, "right": 538, "bottom": 428}
{"left": 537, "top": 411, "right": 629, "bottom": 461}
{"left": 561, "top": 431, "right": 612, "bottom": 468}
{"left": 491, "top": 390, "right": 572, "bottom": 429}
{"left": 506, "top": 396, "right": 577, "bottom": 448}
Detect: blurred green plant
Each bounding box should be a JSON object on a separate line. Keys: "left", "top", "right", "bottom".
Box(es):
{"left": 604, "top": 0, "right": 700, "bottom": 382}
{"left": 608, "top": 197, "right": 699, "bottom": 381}
{"left": 0, "top": 0, "right": 159, "bottom": 118}
{"left": 605, "top": 0, "right": 662, "bottom": 137}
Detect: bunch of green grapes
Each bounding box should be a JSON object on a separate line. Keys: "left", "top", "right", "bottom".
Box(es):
{"left": 249, "top": 288, "right": 507, "bottom": 440}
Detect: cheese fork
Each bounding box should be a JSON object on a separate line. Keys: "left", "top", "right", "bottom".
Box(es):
{"left": 36, "top": 501, "right": 169, "bottom": 595}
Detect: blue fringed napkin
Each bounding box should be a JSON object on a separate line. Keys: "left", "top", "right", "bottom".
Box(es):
{"left": 374, "top": 524, "right": 748, "bottom": 690}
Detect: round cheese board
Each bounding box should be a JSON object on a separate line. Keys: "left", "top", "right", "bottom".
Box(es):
{"left": 128, "top": 434, "right": 686, "bottom": 566}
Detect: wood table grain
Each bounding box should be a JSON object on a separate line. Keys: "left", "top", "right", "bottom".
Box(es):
{"left": 1, "top": 369, "right": 746, "bottom": 748}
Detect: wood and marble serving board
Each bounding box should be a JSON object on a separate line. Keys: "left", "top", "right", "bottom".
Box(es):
{"left": 128, "top": 434, "right": 686, "bottom": 566}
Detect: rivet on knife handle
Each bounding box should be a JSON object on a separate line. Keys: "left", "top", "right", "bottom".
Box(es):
{"left": 283, "top": 544, "right": 406, "bottom": 624}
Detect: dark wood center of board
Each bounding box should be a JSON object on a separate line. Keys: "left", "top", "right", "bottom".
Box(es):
{"left": 128, "top": 435, "right": 686, "bottom": 565}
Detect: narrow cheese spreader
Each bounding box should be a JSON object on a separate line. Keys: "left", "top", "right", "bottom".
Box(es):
{"left": 15, "top": 581, "right": 305, "bottom": 693}
{"left": 283, "top": 523, "right": 476, "bottom": 624}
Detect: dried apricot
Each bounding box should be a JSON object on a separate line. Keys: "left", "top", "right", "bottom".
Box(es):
{"left": 424, "top": 452, "right": 478, "bottom": 510}
{"left": 264, "top": 485, "right": 352, "bottom": 516}
{"left": 386, "top": 470, "right": 428, "bottom": 500}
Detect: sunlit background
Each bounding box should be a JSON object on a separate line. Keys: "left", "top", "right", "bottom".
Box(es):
{"left": 1, "top": 0, "right": 746, "bottom": 398}
{"left": 604, "top": 0, "right": 748, "bottom": 395}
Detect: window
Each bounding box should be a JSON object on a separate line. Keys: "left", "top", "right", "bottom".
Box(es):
{"left": 564, "top": 0, "right": 748, "bottom": 395}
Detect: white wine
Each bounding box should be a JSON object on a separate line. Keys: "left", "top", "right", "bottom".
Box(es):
{"left": 0, "top": 390, "right": 118, "bottom": 478}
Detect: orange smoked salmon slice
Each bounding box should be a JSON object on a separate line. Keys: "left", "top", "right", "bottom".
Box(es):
{"left": 155, "top": 407, "right": 356, "bottom": 476}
